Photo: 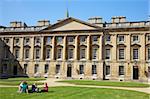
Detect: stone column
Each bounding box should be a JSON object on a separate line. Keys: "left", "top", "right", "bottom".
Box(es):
{"left": 111, "top": 34, "right": 117, "bottom": 80}
{"left": 140, "top": 34, "right": 146, "bottom": 81}
{"left": 112, "top": 34, "right": 117, "bottom": 61}
{"left": 87, "top": 35, "right": 91, "bottom": 60}
{"left": 99, "top": 35, "right": 102, "bottom": 60}
{"left": 63, "top": 36, "right": 67, "bottom": 60}
{"left": 30, "top": 37, "right": 34, "bottom": 61}
{"left": 40, "top": 36, "right": 44, "bottom": 60}
{"left": 75, "top": 35, "right": 78, "bottom": 60}
{"left": 126, "top": 34, "right": 131, "bottom": 80}
{"left": 51, "top": 36, "right": 55, "bottom": 60}
{"left": 20, "top": 37, "right": 24, "bottom": 61}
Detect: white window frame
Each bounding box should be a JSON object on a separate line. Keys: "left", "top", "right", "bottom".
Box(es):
{"left": 56, "top": 64, "right": 60, "bottom": 74}
{"left": 14, "top": 48, "right": 20, "bottom": 59}
{"left": 14, "top": 38, "right": 20, "bottom": 45}
{"left": 106, "top": 65, "right": 110, "bottom": 76}
{"left": 92, "top": 36, "right": 98, "bottom": 42}
{"left": 79, "top": 65, "right": 84, "bottom": 74}
{"left": 68, "top": 48, "right": 74, "bottom": 59}
{"left": 24, "top": 37, "right": 30, "bottom": 45}
{"left": 46, "top": 47, "right": 51, "bottom": 60}
{"left": 80, "top": 36, "right": 86, "bottom": 43}
{"left": 106, "top": 35, "right": 111, "bottom": 42}
{"left": 119, "top": 48, "right": 124, "bottom": 60}
{"left": 148, "top": 48, "right": 150, "bottom": 60}
{"left": 44, "top": 64, "right": 49, "bottom": 74}
{"left": 46, "top": 37, "right": 51, "bottom": 44}
{"left": 119, "top": 66, "right": 124, "bottom": 76}
{"left": 24, "top": 48, "right": 30, "bottom": 59}
{"left": 68, "top": 37, "right": 74, "bottom": 43}
{"left": 57, "top": 48, "right": 62, "bottom": 59}
{"left": 80, "top": 48, "right": 86, "bottom": 59}
{"left": 105, "top": 48, "right": 110, "bottom": 60}
{"left": 57, "top": 37, "right": 63, "bottom": 44}
{"left": 133, "top": 48, "right": 139, "bottom": 60}
{"left": 35, "top": 48, "right": 40, "bottom": 59}
{"left": 35, "top": 37, "right": 41, "bottom": 45}
{"left": 34, "top": 64, "right": 39, "bottom": 74}
{"left": 92, "top": 65, "right": 97, "bottom": 75}
{"left": 24, "top": 64, "right": 28, "bottom": 74}
{"left": 118, "top": 35, "right": 124, "bottom": 42}
{"left": 92, "top": 48, "right": 98, "bottom": 60}
{"left": 132, "top": 35, "right": 139, "bottom": 42}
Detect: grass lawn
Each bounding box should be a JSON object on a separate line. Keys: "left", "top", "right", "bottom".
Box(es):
{"left": 0, "top": 86, "right": 149, "bottom": 99}
{"left": 0, "top": 78, "right": 46, "bottom": 86}
{"left": 58, "top": 80, "right": 150, "bottom": 88}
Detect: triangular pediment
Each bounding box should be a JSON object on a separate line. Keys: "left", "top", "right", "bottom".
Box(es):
{"left": 43, "top": 17, "right": 100, "bottom": 32}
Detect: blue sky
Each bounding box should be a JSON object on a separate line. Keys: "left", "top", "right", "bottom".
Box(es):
{"left": 0, "top": 0, "right": 149, "bottom": 26}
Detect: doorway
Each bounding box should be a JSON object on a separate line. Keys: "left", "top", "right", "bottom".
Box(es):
{"left": 133, "top": 66, "right": 139, "bottom": 80}
{"left": 67, "top": 64, "right": 72, "bottom": 77}
{"left": 13, "top": 65, "right": 18, "bottom": 75}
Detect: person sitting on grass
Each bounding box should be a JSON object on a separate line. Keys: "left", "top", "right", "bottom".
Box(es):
{"left": 29, "top": 83, "right": 39, "bottom": 93}
{"left": 21, "top": 81, "right": 28, "bottom": 94}
{"left": 18, "top": 81, "right": 23, "bottom": 93}
{"left": 41, "top": 83, "right": 48, "bottom": 92}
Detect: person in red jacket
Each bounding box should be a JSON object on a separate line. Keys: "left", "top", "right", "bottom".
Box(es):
{"left": 41, "top": 83, "right": 48, "bottom": 92}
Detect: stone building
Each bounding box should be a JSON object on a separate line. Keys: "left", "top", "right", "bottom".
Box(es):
{"left": 0, "top": 16, "right": 150, "bottom": 82}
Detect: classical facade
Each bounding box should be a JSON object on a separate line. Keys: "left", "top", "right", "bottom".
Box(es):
{"left": 0, "top": 16, "right": 150, "bottom": 82}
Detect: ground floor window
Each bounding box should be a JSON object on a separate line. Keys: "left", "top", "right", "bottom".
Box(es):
{"left": 92, "top": 65, "right": 97, "bottom": 74}
{"left": 45, "top": 64, "right": 49, "bottom": 73}
{"left": 106, "top": 65, "right": 110, "bottom": 75}
{"left": 1, "top": 64, "right": 7, "bottom": 74}
{"left": 34, "top": 64, "right": 39, "bottom": 74}
{"left": 24, "top": 64, "right": 28, "bottom": 74}
{"left": 56, "top": 64, "right": 60, "bottom": 74}
{"left": 79, "top": 65, "right": 84, "bottom": 74}
{"left": 119, "top": 66, "right": 124, "bottom": 76}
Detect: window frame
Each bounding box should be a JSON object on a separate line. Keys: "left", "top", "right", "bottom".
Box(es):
{"left": 133, "top": 48, "right": 139, "bottom": 60}
{"left": 92, "top": 65, "right": 97, "bottom": 75}
{"left": 119, "top": 66, "right": 124, "bottom": 76}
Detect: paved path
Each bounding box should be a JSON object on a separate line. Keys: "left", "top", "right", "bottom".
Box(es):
{"left": 38, "top": 78, "right": 150, "bottom": 94}
{"left": 0, "top": 78, "right": 150, "bottom": 94}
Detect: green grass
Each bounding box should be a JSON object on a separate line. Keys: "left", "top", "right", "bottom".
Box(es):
{"left": 0, "top": 78, "right": 46, "bottom": 86}
{"left": 0, "top": 87, "right": 149, "bottom": 99}
{"left": 58, "top": 80, "right": 150, "bottom": 88}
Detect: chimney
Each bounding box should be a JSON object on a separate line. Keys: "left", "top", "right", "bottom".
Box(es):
{"left": 37, "top": 20, "right": 50, "bottom": 26}
{"left": 10, "top": 21, "right": 22, "bottom": 27}
{"left": 111, "top": 16, "right": 126, "bottom": 23}
{"left": 88, "top": 17, "right": 103, "bottom": 24}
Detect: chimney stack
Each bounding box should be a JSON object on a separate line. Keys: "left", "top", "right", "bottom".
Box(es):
{"left": 10, "top": 21, "right": 23, "bottom": 27}
{"left": 37, "top": 20, "right": 50, "bottom": 26}
{"left": 111, "top": 16, "right": 126, "bottom": 23}
{"left": 88, "top": 17, "right": 103, "bottom": 24}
